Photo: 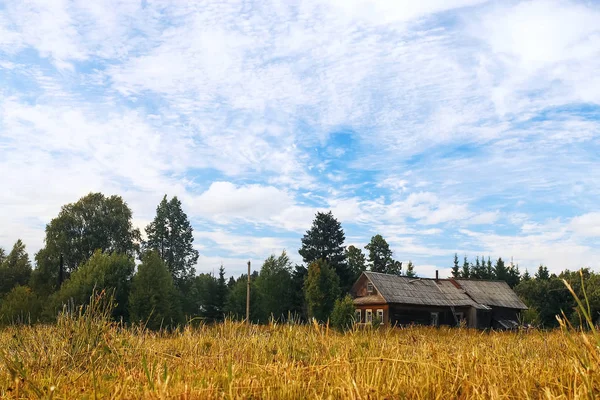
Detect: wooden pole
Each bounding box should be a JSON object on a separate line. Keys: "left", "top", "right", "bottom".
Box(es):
{"left": 246, "top": 261, "right": 251, "bottom": 325}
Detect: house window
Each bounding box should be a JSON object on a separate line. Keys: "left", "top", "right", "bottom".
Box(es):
{"left": 355, "top": 309, "right": 362, "bottom": 323}
{"left": 367, "top": 282, "right": 374, "bottom": 294}
{"left": 377, "top": 309, "right": 384, "bottom": 322}
{"left": 430, "top": 312, "right": 439, "bottom": 327}
{"left": 366, "top": 309, "right": 373, "bottom": 323}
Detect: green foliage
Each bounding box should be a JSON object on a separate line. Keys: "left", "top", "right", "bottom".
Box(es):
{"left": 215, "top": 265, "right": 228, "bottom": 319}
{"left": 513, "top": 269, "right": 600, "bottom": 328}
{"left": 256, "top": 251, "right": 293, "bottom": 322}
{"left": 129, "top": 251, "right": 181, "bottom": 330}
{"left": 461, "top": 256, "right": 470, "bottom": 278}
{"left": 0, "top": 286, "right": 42, "bottom": 325}
{"left": 192, "top": 273, "right": 219, "bottom": 321}
{"left": 494, "top": 257, "right": 508, "bottom": 281}
{"left": 225, "top": 272, "right": 261, "bottom": 322}
{"left": 405, "top": 261, "right": 416, "bottom": 278}
{"left": 535, "top": 265, "right": 550, "bottom": 280}
{"left": 289, "top": 265, "right": 308, "bottom": 320}
{"left": 346, "top": 245, "right": 366, "bottom": 285}
{"left": 49, "top": 250, "right": 135, "bottom": 321}
{"left": 506, "top": 262, "right": 521, "bottom": 288}
{"left": 304, "top": 259, "right": 340, "bottom": 322}
{"left": 520, "top": 307, "right": 540, "bottom": 326}
{"left": 299, "top": 211, "right": 349, "bottom": 290}
{"left": 365, "top": 234, "right": 401, "bottom": 275}
{"left": 31, "top": 193, "right": 140, "bottom": 295}
{"left": 451, "top": 253, "right": 460, "bottom": 278}
{"left": 470, "top": 256, "right": 486, "bottom": 279}
{"left": 144, "top": 195, "right": 198, "bottom": 285}
{"left": 0, "top": 239, "right": 32, "bottom": 297}
{"left": 330, "top": 295, "right": 355, "bottom": 331}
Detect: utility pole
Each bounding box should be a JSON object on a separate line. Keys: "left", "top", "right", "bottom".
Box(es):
{"left": 246, "top": 260, "right": 251, "bottom": 325}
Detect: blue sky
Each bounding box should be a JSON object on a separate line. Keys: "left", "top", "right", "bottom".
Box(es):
{"left": 1, "top": 0, "right": 599, "bottom": 278}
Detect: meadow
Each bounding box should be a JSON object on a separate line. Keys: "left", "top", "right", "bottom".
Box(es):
{"left": 1, "top": 292, "right": 599, "bottom": 400}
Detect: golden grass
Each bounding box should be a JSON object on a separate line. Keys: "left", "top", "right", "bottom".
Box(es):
{"left": 1, "top": 315, "right": 599, "bottom": 399}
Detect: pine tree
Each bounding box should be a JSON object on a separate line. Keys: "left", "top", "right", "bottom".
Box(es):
{"left": 145, "top": 196, "right": 199, "bottom": 286}
{"left": 451, "top": 253, "right": 460, "bottom": 278}
{"left": 461, "top": 256, "right": 470, "bottom": 278}
{"left": 365, "top": 235, "right": 400, "bottom": 275}
{"left": 486, "top": 257, "right": 493, "bottom": 279}
{"left": 304, "top": 259, "right": 340, "bottom": 322}
{"left": 129, "top": 251, "right": 181, "bottom": 330}
{"left": 522, "top": 269, "right": 531, "bottom": 281}
{"left": 299, "top": 211, "right": 349, "bottom": 290}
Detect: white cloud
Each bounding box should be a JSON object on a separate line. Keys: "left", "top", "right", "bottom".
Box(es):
{"left": 189, "top": 182, "right": 294, "bottom": 222}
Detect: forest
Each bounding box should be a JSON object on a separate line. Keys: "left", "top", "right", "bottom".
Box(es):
{"left": 0, "top": 192, "right": 598, "bottom": 329}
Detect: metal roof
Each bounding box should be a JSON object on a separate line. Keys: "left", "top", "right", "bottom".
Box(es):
{"left": 362, "top": 272, "right": 479, "bottom": 307}
{"left": 353, "top": 272, "right": 526, "bottom": 310}
{"left": 455, "top": 279, "right": 528, "bottom": 310}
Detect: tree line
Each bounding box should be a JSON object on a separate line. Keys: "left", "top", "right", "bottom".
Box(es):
{"left": 0, "top": 192, "right": 596, "bottom": 329}
{"left": 0, "top": 193, "right": 415, "bottom": 329}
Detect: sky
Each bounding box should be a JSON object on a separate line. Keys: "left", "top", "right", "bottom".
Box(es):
{"left": 1, "top": 0, "right": 599, "bottom": 279}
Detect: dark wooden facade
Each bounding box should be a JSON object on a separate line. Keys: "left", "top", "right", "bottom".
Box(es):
{"left": 351, "top": 272, "right": 527, "bottom": 329}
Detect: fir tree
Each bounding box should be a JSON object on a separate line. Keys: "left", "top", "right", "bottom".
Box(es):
{"left": 451, "top": 253, "right": 460, "bottom": 278}
{"left": 299, "top": 211, "right": 349, "bottom": 290}
{"left": 461, "top": 256, "right": 470, "bottom": 278}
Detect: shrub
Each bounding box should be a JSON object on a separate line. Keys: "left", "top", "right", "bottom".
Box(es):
{"left": 330, "top": 295, "right": 355, "bottom": 331}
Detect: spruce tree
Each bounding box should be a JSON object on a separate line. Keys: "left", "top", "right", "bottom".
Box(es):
{"left": 486, "top": 257, "right": 493, "bottom": 279}
{"left": 451, "top": 253, "right": 460, "bottom": 278}
{"left": 299, "top": 211, "right": 349, "bottom": 290}
{"left": 215, "top": 264, "right": 228, "bottom": 319}
{"left": 461, "top": 256, "right": 470, "bottom": 278}
{"left": 535, "top": 264, "right": 550, "bottom": 280}
{"left": 145, "top": 196, "right": 199, "bottom": 286}
{"left": 494, "top": 257, "right": 508, "bottom": 281}
{"left": 522, "top": 269, "right": 531, "bottom": 281}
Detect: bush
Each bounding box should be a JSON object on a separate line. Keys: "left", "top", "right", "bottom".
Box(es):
{"left": 330, "top": 295, "right": 355, "bottom": 331}
{"left": 0, "top": 285, "right": 42, "bottom": 325}
{"left": 129, "top": 250, "right": 182, "bottom": 330}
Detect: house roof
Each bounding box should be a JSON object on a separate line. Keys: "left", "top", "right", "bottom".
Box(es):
{"left": 353, "top": 272, "right": 526, "bottom": 310}
{"left": 454, "top": 279, "right": 528, "bottom": 310}
{"left": 360, "top": 272, "right": 479, "bottom": 308}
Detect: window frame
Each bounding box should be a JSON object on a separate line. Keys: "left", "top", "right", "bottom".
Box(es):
{"left": 367, "top": 282, "right": 374, "bottom": 294}
{"left": 355, "top": 309, "right": 362, "bottom": 323}
{"left": 377, "top": 309, "right": 384, "bottom": 322}
{"left": 366, "top": 309, "right": 373, "bottom": 323}
{"left": 430, "top": 312, "right": 439, "bottom": 327}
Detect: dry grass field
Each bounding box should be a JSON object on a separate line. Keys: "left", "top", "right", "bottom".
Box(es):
{"left": 1, "top": 291, "right": 599, "bottom": 399}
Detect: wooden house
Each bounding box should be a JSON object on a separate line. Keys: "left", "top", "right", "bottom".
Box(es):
{"left": 351, "top": 271, "right": 527, "bottom": 329}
